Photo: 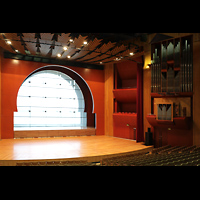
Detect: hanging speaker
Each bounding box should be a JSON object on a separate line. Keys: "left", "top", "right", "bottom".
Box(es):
{"left": 145, "top": 128, "right": 153, "bottom": 146}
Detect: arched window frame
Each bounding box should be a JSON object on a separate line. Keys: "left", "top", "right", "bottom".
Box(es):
{"left": 14, "top": 69, "right": 87, "bottom": 130}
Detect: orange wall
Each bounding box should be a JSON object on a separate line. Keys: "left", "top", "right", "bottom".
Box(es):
{"left": 1, "top": 58, "right": 105, "bottom": 138}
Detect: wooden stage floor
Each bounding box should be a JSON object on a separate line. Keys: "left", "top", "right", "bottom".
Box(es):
{"left": 0, "top": 135, "right": 153, "bottom": 166}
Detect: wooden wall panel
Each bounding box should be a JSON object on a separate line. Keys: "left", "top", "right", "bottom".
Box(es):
{"left": 104, "top": 63, "right": 114, "bottom": 136}
{"left": 14, "top": 127, "right": 96, "bottom": 138}
{"left": 153, "top": 127, "right": 193, "bottom": 147}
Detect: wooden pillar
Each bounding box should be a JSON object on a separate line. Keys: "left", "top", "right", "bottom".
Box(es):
{"left": 143, "top": 42, "right": 152, "bottom": 139}
{"left": 136, "top": 63, "right": 144, "bottom": 142}
{"left": 0, "top": 48, "right": 2, "bottom": 139}
{"left": 104, "top": 63, "right": 114, "bottom": 136}
{"left": 193, "top": 34, "right": 200, "bottom": 145}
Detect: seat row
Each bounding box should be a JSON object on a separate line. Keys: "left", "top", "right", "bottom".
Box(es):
{"left": 101, "top": 145, "right": 200, "bottom": 166}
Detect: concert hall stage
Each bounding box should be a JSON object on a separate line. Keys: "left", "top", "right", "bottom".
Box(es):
{"left": 0, "top": 135, "right": 153, "bottom": 166}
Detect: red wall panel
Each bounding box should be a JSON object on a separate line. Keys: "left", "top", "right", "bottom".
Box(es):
{"left": 113, "top": 113, "right": 137, "bottom": 139}
{"left": 1, "top": 58, "right": 105, "bottom": 138}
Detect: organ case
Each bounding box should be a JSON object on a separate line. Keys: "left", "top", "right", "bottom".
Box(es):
{"left": 151, "top": 35, "right": 193, "bottom": 94}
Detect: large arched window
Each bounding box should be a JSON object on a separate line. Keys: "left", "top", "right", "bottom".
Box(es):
{"left": 14, "top": 70, "right": 87, "bottom": 130}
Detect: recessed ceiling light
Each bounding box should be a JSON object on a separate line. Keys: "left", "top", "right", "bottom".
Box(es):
{"left": 146, "top": 65, "right": 150, "bottom": 69}
{"left": 67, "top": 55, "right": 71, "bottom": 59}
{"left": 57, "top": 53, "right": 61, "bottom": 57}
{"left": 115, "top": 57, "right": 121, "bottom": 61}
{"left": 63, "top": 46, "right": 68, "bottom": 51}
{"left": 6, "top": 40, "right": 12, "bottom": 45}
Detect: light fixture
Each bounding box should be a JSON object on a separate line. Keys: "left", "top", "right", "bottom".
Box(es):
{"left": 12, "top": 59, "right": 19, "bottom": 64}
{"left": 145, "top": 64, "right": 151, "bottom": 69}
{"left": 6, "top": 40, "right": 12, "bottom": 45}
{"left": 63, "top": 46, "right": 68, "bottom": 51}
{"left": 100, "top": 62, "right": 103, "bottom": 64}
{"left": 129, "top": 52, "right": 134, "bottom": 56}
{"left": 67, "top": 55, "right": 71, "bottom": 59}
{"left": 15, "top": 49, "right": 19, "bottom": 53}
{"left": 115, "top": 57, "right": 121, "bottom": 61}
{"left": 57, "top": 53, "right": 61, "bottom": 57}
{"left": 147, "top": 64, "right": 151, "bottom": 68}
{"left": 83, "top": 41, "right": 87, "bottom": 45}
{"left": 69, "top": 39, "right": 73, "bottom": 42}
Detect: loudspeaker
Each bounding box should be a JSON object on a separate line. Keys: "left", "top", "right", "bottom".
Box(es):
{"left": 145, "top": 128, "right": 153, "bottom": 146}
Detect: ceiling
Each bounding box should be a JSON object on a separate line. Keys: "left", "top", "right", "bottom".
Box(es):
{"left": 0, "top": 33, "right": 149, "bottom": 67}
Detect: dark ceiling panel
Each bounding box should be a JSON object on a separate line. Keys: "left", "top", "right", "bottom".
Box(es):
{"left": 0, "top": 33, "right": 147, "bottom": 67}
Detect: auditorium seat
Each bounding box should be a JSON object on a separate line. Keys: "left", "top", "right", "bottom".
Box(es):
{"left": 150, "top": 145, "right": 171, "bottom": 154}
{"left": 179, "top": 145, "right": 196, "bottom": 153}
{"left": 101, "top": 145, "right": 200, "bottom": 166}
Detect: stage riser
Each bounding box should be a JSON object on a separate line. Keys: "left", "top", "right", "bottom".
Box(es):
{"left": 14, "top": 128, "right": 96, "bottom": 138}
